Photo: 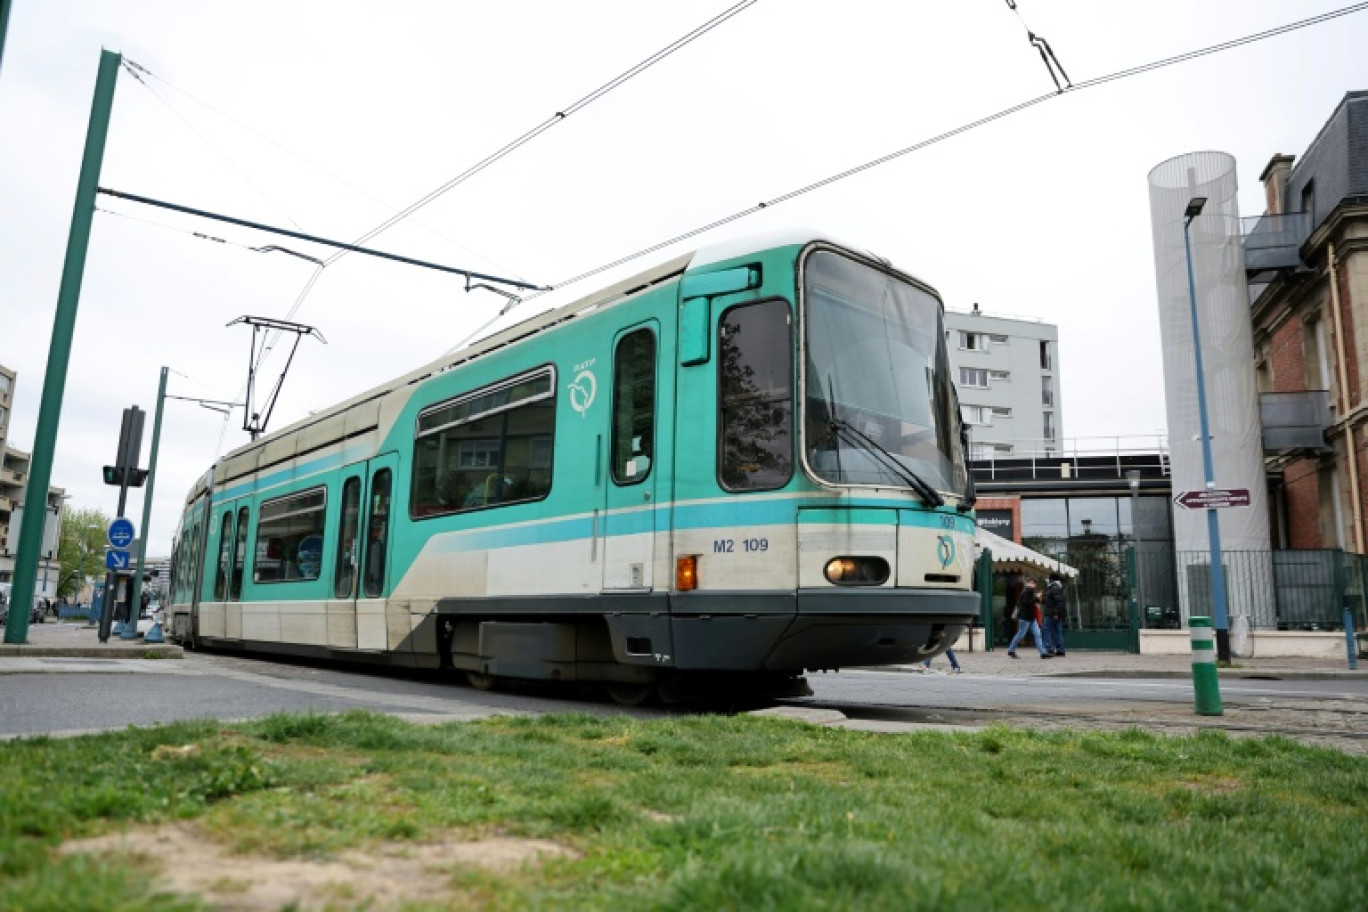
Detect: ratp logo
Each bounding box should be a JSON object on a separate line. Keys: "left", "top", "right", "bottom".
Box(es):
{"left": 568, "top": 370, "right": 597, "bottom": 416}
{"left": 936, "top": 535, "right": 956, "bottom": 569}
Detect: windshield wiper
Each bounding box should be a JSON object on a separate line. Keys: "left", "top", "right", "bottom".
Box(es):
{"left": 830, "top": 418, "right": 945, "bottom": 507}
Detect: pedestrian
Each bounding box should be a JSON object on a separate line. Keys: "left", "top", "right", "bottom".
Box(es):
{"left": 1007, "top": 578, "right": 1051, "bottom": 659}
{"left": 922, "top": 648, "right": 962, "bottom": 673}
{"left": 1042, "top": 572, "right": 1067, "bottom": 657}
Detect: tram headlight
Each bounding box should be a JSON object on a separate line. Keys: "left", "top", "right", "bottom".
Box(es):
{"left": 676, "top": 555, "right": 698, "bottom": 591}
{"left": 824, "top": 556, "right": 889, "bottom": 586}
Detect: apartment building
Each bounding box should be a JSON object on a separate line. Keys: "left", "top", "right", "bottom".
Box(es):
{"left": 945, "top": 306, "right": 1063, "bottom": 458}
{"left": 0, "top": 365, "right": 67, "bottom": 599}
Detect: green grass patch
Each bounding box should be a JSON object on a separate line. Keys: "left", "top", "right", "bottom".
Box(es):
{"left": 2, "top": 711, "right": 1366, "bottom": 910}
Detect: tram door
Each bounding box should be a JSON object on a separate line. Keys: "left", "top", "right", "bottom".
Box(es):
{"left": 602, "top": 324, "right": 659, "bottom": 590}
{"left": 356, "top": 455, "right": 397, "bottom": 649}
{"left": 330, "top": 455, "right": 396, "bottom": 650}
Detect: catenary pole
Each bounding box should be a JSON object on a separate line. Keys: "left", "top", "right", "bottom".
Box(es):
{"left": 4, "top": 49, "right": 122, "bottom": 644}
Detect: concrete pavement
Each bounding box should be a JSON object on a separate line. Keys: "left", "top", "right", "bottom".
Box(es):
{"left": 0, "top": 619, "right": 182, "bottom": 659}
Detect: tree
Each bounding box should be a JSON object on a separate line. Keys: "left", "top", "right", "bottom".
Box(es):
{"left": 57, "top": 507, "right": 110, "bottom": 601}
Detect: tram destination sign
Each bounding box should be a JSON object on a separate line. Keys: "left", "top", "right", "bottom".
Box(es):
{"left": 1174, "top": 488, "right": 1252, "bottom": 510}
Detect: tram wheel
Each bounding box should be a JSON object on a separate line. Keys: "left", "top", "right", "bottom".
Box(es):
{"left": 605, "top": 683, "right": 655, "bottom": 707}
{"left": 467, "top": 671, "right": 497, "bottom": 691}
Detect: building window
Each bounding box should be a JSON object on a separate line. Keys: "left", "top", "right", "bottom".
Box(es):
{"left": 989, "top": 370, "right": 1010, "bottom": 382}
{"left": 253, "top": 487, "right": 327, "bottom": 583}
{"left": 1305, "top": 319, "right": 1330, "bottom": 391}
{"left": 988, "top": 334, "right": 1009, "bottom": 345}
{"left": 962, "top": 405, "right": 991, "bottom": 425}
{"left": 1042, "top": 376, "right": 1054, "bottom": 407}
{"left": 991, "top": 407, "right": 1012, "bottom": 418}
{"left": 958, "top": 331, "right": 984, "bottom": 351}
{"left": 970, "top": 442, "right": 1013, "bottom": 458}
{"left": 959, "top": 368, "right": 988, "bottom": 388}
{"left": 1301, "top": 180, "right": 1316, "bottom": 224}
{"left": 1040, "top": 340, "right": 1052, "bottom": 371}
{"left": 1043, "top": 412, "right": 1056, "bottom": 440}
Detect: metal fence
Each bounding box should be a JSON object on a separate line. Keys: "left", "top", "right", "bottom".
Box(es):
{"left": 1170, "top": 549, "right": 1364, "bottom": 631}
{"left": 1035, "top": 546, "right": 1366, "bottom": 633}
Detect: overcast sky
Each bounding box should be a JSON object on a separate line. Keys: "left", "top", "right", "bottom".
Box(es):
{"left": 2, "top": 0, "right": 1366, "bottom": 558}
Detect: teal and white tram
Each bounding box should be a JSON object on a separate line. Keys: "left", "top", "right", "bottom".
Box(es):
{"left": 166, "top": 232, "right": 978, "bottom": 702}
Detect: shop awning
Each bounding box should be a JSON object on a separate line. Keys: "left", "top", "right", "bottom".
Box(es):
{"left": 976, "top": 527, "right": 1079, "bottom": 578}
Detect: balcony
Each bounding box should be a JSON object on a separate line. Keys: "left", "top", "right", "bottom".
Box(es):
{"left": 1260, "top": 390, "right": 1332, "bottom": 453}
{"left": 1242, "top": 211, "right": 1311, "bottom": 281}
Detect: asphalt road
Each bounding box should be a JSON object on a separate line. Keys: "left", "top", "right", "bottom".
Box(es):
{"left": 3, "top": 650, "right": 1366, "bottom": 746}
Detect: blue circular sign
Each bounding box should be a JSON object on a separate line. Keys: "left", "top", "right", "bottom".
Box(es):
{"left": 108, "top": 517, "right": 136, "bottom": 549}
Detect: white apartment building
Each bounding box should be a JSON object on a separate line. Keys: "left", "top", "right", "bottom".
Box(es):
{"left": 944, "top": 305, "right": 1063, "bottom": 458}
{"left": 0, "top": 364, "right": 66, "bottom": 599}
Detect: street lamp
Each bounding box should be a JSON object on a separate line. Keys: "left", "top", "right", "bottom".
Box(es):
{"left": 1182, "top": 196, "right": 1231, "bottom": 663}
{"left": 1126, "top": 470, "right": 1146, "bottom": 613}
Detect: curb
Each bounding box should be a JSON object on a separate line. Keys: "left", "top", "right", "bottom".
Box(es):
{"left": 0, "top": 646, "right": 184, "bottom": 659}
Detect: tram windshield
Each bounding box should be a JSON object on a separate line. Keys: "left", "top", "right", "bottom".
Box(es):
{"left": 802, "top": 248, "right": 966, "bottom": 497}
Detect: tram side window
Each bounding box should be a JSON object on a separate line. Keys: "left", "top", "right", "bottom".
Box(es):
{"left": 230, "top": 506, "right": 249, "bottom": 600}
{"left": 214, "top": 511, "right": 233, "bottom": 600}
{"left": 190, "top": 521, "right": 201, "bottom": 597}
{"left": 718, "top": 299, "right": 794, "bottom": 491}
{"left": 612, "top": 329, "right": 656, "bottom": 485}
{"left": 334, "top": 477, "right": 361, "bottom": 599}
{"left": 363, "top": 469, "right": 392, "bottom": 599}
{"left": 254, "top": 487, "right": 327, "bottom": 583}
{"left": 169, "top": 538, "right": 181, "bottom": 601}
{"left": 411, "top": 368, "right": 555, "bottom": 517}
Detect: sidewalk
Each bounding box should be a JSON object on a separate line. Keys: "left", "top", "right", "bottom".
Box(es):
{"left": 894, "top": 645, "right": 1365, "bottom": 679}
{"left": 0, "top": 620, "right": 182, "bottom": 659}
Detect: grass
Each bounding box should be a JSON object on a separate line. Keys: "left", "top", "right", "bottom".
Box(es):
{"left": 1, "top": 712, "right": 1366, "bottom": 910}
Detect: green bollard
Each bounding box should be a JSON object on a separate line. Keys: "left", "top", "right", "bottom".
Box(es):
{"left": 1189, "top": 615, "right": 1223, "bottom": 716}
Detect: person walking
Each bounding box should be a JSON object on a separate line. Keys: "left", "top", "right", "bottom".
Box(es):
{"left": 922, "top": 648, "right": 962, "bottom": 674}
{"left": 1007, "top": 578, "right": 1051, "bottom": 659}
{"left": 1042, "top": 572, "right": 1067, "bottom": 657}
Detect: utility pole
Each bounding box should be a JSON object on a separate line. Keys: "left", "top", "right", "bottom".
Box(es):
{"left": 123, "top": 368, "right": 167, "bottom": 639}
{"left": 4, "top": 50, "right": 122, "bottom": 644}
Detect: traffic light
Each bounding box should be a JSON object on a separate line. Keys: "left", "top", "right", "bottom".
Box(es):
{"left": 102, "top": 466, "right": 148, "bottom": 487}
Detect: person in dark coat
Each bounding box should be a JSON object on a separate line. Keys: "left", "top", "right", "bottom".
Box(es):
{"left": 1042, "top": 572, "right": 1067, "bottom": 656}
{"left": 1007, "top": 578, "right": 1050, "bottom": 659}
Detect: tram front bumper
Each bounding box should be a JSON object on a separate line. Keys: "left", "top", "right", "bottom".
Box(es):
{"left": 668, "top": 588, "right": 978, "bottom": 672}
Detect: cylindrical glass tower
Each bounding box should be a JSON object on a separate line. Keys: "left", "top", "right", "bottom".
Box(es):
{"left": 1147, "top": 151, "right": 1273, "bottom": 632}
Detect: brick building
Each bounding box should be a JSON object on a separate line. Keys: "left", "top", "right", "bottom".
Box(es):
{"left": 1249, "top": 90, "right": 1368, "bottom": 552}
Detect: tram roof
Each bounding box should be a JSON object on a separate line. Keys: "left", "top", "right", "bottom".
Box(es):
{"left": 206, "top": 229, "right": 933, "bottom": 473}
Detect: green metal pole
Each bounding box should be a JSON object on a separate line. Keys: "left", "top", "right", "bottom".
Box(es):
{"left": 1189, "top": 615, "right": 1224, "bottom": 716}
{"left": 3, "top": 49, "right": 121, "bottom": 645}
{"left": 123, "top": 367, "right": 166, "bottom": 640}
{"left": 0, "top": 0, "right": 13, "bottom": 74}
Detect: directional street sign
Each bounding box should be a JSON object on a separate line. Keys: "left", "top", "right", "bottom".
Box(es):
{"left": 106, "top": 548, "right": 131, "bottom": 571}
{"left": 1174, "top": 488, "right": 1252, "bottom": 510}
{"left": 107, "top": 517, "right": 135, "bottom": 549}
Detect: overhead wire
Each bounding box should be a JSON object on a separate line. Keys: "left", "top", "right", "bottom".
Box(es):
{"left": 126, "top": 1, "right": 760, "bottom": 456}
{"left": 122, "top": 58, "right": 525, "bottom": 280}
{"left": 236, "top": 0, "right": 760, "bottom": 413}
{"left": 495, "top": 0, "right": 1368, "bottom": 327}
{"left": 119, "top": 59, "right": 307, "bottom": 232}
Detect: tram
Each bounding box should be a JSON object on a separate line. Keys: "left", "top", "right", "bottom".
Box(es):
{"left": 165, "top": 231, "right": 978, "bottom": 703}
